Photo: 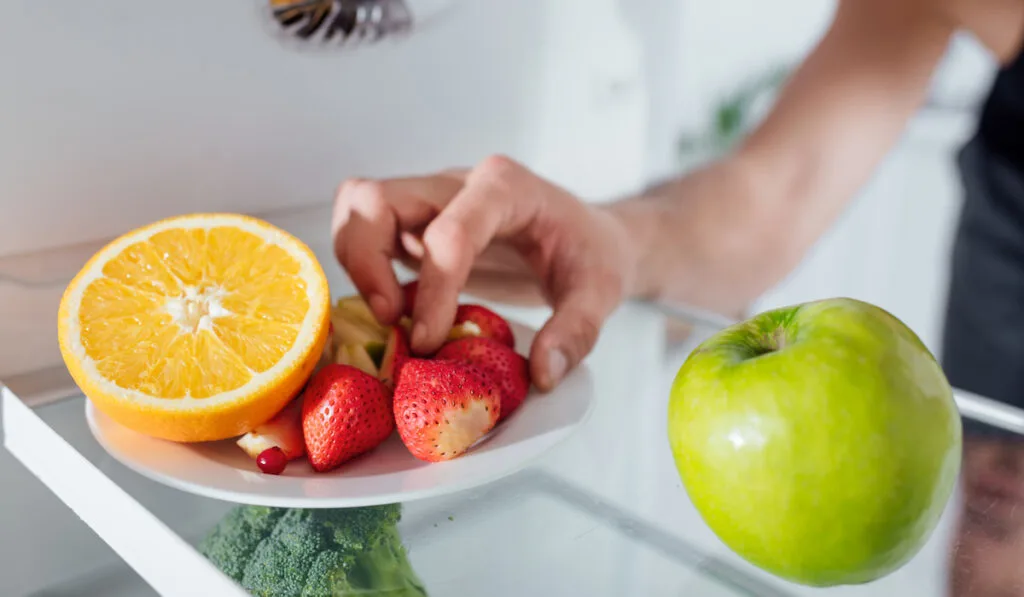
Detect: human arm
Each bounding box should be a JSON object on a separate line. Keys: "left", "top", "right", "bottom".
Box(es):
{"left": 611, "top": 0, "right": 957, "bottom": 314}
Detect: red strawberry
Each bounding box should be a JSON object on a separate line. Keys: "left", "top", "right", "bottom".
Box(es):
{"left": 435, "top": 337, "right": 531, "bottom": 421}
{"left": 401, "top": 281, "right": 418, "bottom": 317}
{"left": 448, "top": 304, "right": 515, "bottom": 348}
{"left": 378, "top": 325, "right": 410, "bottom": 391}
{"left": 302, "top": 364, "right": 395, "bottom": 473}
{"left": 393, "top": 359, "right": 501, "bottom": 462}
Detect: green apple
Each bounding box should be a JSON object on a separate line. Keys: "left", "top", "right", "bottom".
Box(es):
{"left": 667, "top": 297, "right": 962, "bottom": 587}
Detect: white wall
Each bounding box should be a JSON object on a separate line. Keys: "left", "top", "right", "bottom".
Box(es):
{"left": 0, "top": 1, "right": 647, "bottom": 259}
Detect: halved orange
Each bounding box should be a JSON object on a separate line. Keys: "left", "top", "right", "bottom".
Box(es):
{"left": 58, "top": 213, "right": 331, "bottom": 442}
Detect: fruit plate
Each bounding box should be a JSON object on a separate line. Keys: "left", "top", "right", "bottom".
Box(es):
{"left": 85, "top": 320, "right": 596, "bottom": 508}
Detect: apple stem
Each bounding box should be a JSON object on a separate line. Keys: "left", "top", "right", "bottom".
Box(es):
{"left": 754, "top": 328, "right": 787, "bottom": 355}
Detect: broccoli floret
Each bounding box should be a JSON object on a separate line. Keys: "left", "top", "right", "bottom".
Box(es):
{"left": 321, "top": 503, "right": 401, "bottom": 552}
{"left": 241, "top": 509, "right": 331, "bottom": 596}
{"left": 302, "top": 550, "right": 355, "bottom": 597}
{"left": 198, "top": 506, "right": 286, "bottom": 582}
{"left": 198, "top": 503, "right": 427, "bottom": 597}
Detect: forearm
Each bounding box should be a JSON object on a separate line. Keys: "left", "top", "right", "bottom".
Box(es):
{"left": 607, "top": 156, "right": 797, "bottom": 307}
{"left": 609, "top": 0, "right": 954, "bottom": 308}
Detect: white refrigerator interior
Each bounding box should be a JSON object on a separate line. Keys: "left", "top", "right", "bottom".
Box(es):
{"left": 0, "top": 0, "right": 997, "bottom": 595}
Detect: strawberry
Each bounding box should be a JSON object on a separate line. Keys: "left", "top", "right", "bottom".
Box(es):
{"left": 378, "top": 325, "right": 410, "bottom": 391}
{"left": 448, "top": 304, "right": 515, "bottom": 348}
{"left": 393, "top": 359, "right": 501, "bottom": 462}
{"left": 435, "top": 337, "right": 531, "bottom": 421}
{"left": 237, "top": 395, "right": 306, "bottom": 461}
{"left": 302, "top": 364, "right": 395, "bottom": 473}
{"left": 401, "top": 281, "right": 419, "bottom": 317}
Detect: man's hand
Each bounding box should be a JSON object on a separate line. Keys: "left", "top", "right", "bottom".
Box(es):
{"left": 331, "top": 155, "right": 636, "bottom": 391}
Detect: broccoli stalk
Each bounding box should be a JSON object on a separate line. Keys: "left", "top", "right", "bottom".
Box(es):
{"left": 344, "top": 524, "right": 427, "bottom": 594}
{"left": 198, "top": 504, "right": 428, "bottom": 597}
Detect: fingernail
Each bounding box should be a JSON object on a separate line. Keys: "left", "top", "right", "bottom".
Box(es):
{"left": 368, "top": 293, "right": 389, "bottom": 321}
{"left": 411, "top": 322, "right": 427, "bottom": 351}
{"left": 548, "top": 349, "right": 567, "bottom": 386}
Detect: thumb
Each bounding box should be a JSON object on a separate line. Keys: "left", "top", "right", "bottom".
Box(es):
{"left": 529, "top": 288, "right": 610, "bottom": 392}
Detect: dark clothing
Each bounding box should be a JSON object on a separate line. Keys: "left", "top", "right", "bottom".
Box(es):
{"left": 942, "top": 50, "right": 1024, "bottom": 436}
{"left": 977, "top": 51, "right": 1024, "bottom": 168}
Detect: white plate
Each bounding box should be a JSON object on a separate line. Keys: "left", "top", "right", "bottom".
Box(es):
{"left": 85, "top": 321, "right": 595, "bottom": 508}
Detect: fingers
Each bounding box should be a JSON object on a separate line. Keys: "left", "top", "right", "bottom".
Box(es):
{"left": 530, "top": 273, "right": 622, "bottom": 391}
{"left": 332, "top": 176, "right": 460, "bottom": 323}
{"left": 400, "top": 232, "right": 530, "bottom": 275}
{"left": 411, "top": 156, "right": 539, "bottom": 353}
{"left": 334, "top": 158, "right": 569, "bottom": 360}
{"left": 332, "top": 180, "right": 399, "bottom": 322}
